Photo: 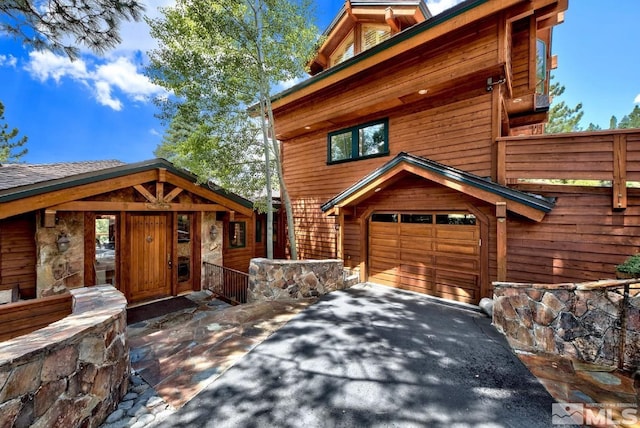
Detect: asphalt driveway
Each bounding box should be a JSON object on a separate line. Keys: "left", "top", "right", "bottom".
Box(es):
{"left": 155, "top": 283, "right": 558, "bottom": 428}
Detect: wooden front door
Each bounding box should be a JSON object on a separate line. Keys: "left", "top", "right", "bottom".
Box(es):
{"left": 129, "top": 213, "right": 171, "bottom": 303}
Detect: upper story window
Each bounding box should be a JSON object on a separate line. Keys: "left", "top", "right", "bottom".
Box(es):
{"left": 330, "top": 24, "right": 392, "bottom": 68}
{"left": 328, "top": 119, "right": 389, "bottom": 164}
{"left": 331, "top": 33, "right": 354, "bottom": 67}
{"left": 362, "top": 24, "right": 391, "bottom": 51}
{"left": 536, "top": 38, "right": 547, "bottom": 95}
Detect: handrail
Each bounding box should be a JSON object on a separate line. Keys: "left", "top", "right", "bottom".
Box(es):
{"left": 202, "top": 262, "right": 249, "bottom": 305}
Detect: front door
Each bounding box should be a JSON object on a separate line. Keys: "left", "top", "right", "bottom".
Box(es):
{"left": 129, "top": 213, "right": 171, "bottom": 303}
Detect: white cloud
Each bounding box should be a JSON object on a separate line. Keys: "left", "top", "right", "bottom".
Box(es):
{"left": 0, "top": 54, "right": 17, "bottom": 68}
{"left": 95, "top": 81, "right": 123, "bottom": 110}
{"left": 24, "top": 51, "right": 167, "bottom": 111}
{"left": 635, "top": 93, "right": 640, "bottom": 104}
{"left": 149, "top": 128, "right": 161, "bottom": 136}
{"left": 427, "top": 0, "right": 465, "bottom": 15}
{"left": 26, "top": 51, "right": 89, "bottom": 83}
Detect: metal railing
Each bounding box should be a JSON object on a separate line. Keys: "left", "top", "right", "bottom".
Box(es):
{"left": 203, "top": 262, "right": 249, "bottom": 305}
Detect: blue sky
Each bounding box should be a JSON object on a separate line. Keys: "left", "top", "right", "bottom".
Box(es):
{"left": 0, "top": 0, "right": 638, "bottom": 164}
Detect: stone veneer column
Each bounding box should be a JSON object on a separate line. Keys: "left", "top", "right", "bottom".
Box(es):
{"left": 248, "top": 258, "right": 345, "bottom": 302}
{"left": 0, "top": 286, "right": 129, "bottom": 428}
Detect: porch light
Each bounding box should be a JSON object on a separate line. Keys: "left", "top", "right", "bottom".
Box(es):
{"left": 418, "top": 89, "right": 428, "bottom": 95}
{"left": 210, "top": 225, "right": 218, "bottom": 240}
{"left": 57, "top": 233, "right": 71, "bottom": 253}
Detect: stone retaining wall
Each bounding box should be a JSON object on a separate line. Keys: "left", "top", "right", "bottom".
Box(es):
{"left": 0, "top": 285, "right": 129, "bottom": 428}
{"left": 249, "top": 258, "right": 345, "bottom": 302}
{"left": 493, "top": 280, "right": 640, "bottom": 371}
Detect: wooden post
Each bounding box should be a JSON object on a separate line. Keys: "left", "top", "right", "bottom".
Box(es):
{"left": 336, "top": 208, "right": 344, "bottom": 260}
{"left": 613, "top": 134, "right": 627, "bottom": 210}
{"left": 496, "top": 202, "right": 507, "bottom": 282}
{"left": 497, "top": 139, "right": 506, "bottom": 185}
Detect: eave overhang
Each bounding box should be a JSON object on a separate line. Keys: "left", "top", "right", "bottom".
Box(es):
{"left": 0, "top": 159, "right": 254, "bottom": 220}
{"left": 273, "top": 0, "right": 533, "bottom": 110}
{"left": 321, "top": 152, "right": 555, "bottom": 222}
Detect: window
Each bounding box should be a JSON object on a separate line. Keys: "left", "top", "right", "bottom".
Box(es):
{"left": 256, "top": 218, "right": 262, "bottom": 243}
{"left": 371, "top": 213, "right": 398, "bottom": 223}
{"left": 177, "top": 214, "right": 191, "bottom": 243}
{"left": 328, "top": 119, "right": 389, "bottom": 164}
{"left": 536, "top": 39, "right": 547, "bottom": 94}
{"left": 229, "top": 222, "right": 246, "bottom": 248}
{"left": 330, "top": 33, "right": 354, "bottom": 67}
{"left": 95, "top": 214, "right": 116, "bottom": 286}
{"left": 436, "top": 213, "right": 477, "bottom": 225}
{"left": 362, "top": 24, "right": 391, "bottom": 51}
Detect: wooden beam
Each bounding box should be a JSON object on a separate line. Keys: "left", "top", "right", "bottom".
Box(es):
{"left": 346, "top": 0, "right": 358, "bottom": 21}
{"left": 613, "top": 134, "right": 628, "bottom": 210}
{"left": 337, "top": 209, "right": 345, "bottom": 259}
{"left": 0, "top": 170, "right": 158, "bottom": 220}
{"left": 385, "top": 8, "right": 400, "bottom": 33}
{"left": 43, "top": 209, "right": 56, "bottom": 228}
{"left": 164, "top": 187, "right": 184, "bottom": 203}
{"left": 50, "top": 201, "right": 227, "bottom": 212}
{"left": 134, "top": 184, "right": 157, "bottom": 203}
{"left": 156, "top": 182, "right": 164, "bottom": 201}
{"left": 158, "top": 168, "right": 167, "bottom": 183}
{"left": 496, "top": 202, "right": 507, "bottom": 282}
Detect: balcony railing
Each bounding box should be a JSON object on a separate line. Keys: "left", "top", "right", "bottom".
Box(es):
{"left": 497, "top": 129, "right": 640, "bottom": 209}
{"left": 203, "top": 262, "right": 249, "bottom": 305}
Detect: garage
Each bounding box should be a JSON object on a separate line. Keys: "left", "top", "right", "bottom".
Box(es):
{"left": 368, "top": 211, "right": 481, "bottom": 304}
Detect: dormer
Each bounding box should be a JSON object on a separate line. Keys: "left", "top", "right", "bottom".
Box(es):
{"left": 309, "top": 0, "right": 431, "bottom": 75}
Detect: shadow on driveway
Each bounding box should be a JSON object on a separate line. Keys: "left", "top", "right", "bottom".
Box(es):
{"left": 155, "top": 283, "right": 558, "bottom": 427}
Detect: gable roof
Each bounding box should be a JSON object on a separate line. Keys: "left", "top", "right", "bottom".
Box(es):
{"left": 0, "top": 158, "right": 253, "bottom": 218}
{"left": 321, "top": 152, "right": 555, "bottom": 221}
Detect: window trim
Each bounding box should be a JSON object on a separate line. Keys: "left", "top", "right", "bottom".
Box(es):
{"left": 327, "top": 118, "right": 389, "bottom": 165}
{"left": 228, "top": 221, "right": 247, "bottom": 249}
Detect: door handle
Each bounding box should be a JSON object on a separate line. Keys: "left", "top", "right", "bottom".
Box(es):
{"left": 168, "top": 257, "right": 172, "bottom": 269}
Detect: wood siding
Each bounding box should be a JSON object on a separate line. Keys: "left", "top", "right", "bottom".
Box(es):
{"left": 222, "top": 213, "right": 255, "bottom": 273}
{"left": 507, "top": 185, "right": 640, "bottom": 284}
{"left": 274, "top": 18, "right": 499, "bottom": 140}
{"left": 0, "top": 214, "right": 36, "bottom": 299}
{"left": 284, "top": 93, "right": 494, "bottom": 261}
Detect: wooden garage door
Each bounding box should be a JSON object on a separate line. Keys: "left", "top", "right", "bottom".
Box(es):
{"left": 368, "top": 212, "right": 481, "bottom": 304}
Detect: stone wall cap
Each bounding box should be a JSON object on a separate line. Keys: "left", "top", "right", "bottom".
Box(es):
{"left": 493, "top": 278, "right": 640, "bottom": 291}
{"left": 0, "top": 285, "right": 126, "bottom": 364}
{"left": 251, "top": 258, "right": 343, "bottom": 264}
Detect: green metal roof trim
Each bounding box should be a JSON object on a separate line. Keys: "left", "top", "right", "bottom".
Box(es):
{"left": 320, "top": 152, "right": 556, "bottom": 213}
{"left": 272, "top": 0, "right": 487, "bottom": 104}
{"left": 0, "top": 158, "right": 254, "bottom": 209}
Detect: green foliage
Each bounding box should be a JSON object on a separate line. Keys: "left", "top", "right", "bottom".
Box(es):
{"left": 616, "top": 254, "right": 640, "bottom": 276}
{"left": 147, "top": 0, "right": 319, "bottom": 258}
{"left": 0, "top": 101, "right": 27, "bottom": 163}
{"left": 617, "top": 105, "right": 640, "bottom": 129}
{"left": 0, "top": 0, "right": 144, "bottom": 59}
{"left": 545, "top": 78, "right": 584, "bottom": 134}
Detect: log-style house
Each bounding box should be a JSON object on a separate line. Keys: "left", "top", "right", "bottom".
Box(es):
{"left": 0, "top": 159, "right": 270, "bottom": 304}
{"left": 272, "top": 0, "right": 640, "bottom": 305}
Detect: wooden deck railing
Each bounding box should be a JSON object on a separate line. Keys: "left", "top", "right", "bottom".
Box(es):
{"left": 0, "top": 292, "right": 73, "bottom": 341}
{"left": 203, "top": 262, "right": 249, "bottom": 305}
{"left": 497, "top": 129, "right": 640, "bottom": 209}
